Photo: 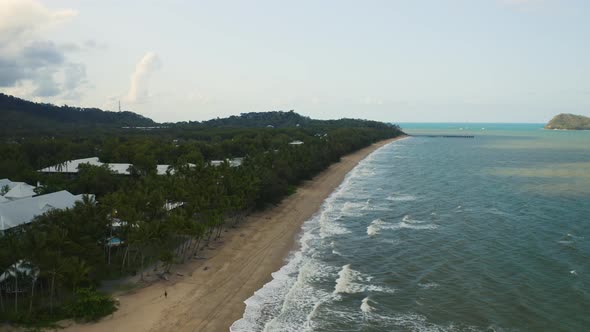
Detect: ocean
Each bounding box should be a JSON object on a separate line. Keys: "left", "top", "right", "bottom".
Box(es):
{"left": 231, "top": 123, "right": 590, "bottom": 332}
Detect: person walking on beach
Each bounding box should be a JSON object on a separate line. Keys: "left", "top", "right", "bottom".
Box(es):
{"left": 164, "top": 290, "right": 167, "bottom": 299}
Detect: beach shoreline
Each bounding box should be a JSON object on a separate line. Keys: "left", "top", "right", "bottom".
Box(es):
{"left": 62, "top": 136, "right": 405, "bottom": 332}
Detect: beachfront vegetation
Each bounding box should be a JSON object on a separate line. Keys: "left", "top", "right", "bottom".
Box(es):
{"left": 0, "top": 94, "right": 403, "bottom": 325}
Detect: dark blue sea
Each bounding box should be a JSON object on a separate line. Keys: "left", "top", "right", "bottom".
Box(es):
{"left": 232, "top": 124, "right": 590, "bottom": 332}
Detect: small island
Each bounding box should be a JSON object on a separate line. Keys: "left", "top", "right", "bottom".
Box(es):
{"left": 545, "top": 113, "right": 590, "bottom": 130}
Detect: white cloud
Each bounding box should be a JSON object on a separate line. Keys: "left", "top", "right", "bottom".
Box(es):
{"left": 0, "top": 0, "right": 87, "bottom": 100}
{"left": 126, "top": 52, "right": 162, "bottom": 103}
{"left": 0, "top": 0, "right": 77, "bottom": 49}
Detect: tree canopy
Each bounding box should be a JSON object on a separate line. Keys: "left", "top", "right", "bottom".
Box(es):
{"left": 0, "top": 93, "right": 404, "bottom": 325}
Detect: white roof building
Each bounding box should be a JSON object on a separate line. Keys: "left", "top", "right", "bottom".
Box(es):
{"left": 4, "top": 183, "right": 36, "bottom": 200}
{"left": 209, "top": 157, "right": 243, "bottom": 167}
{"left": 0, "top": 179, "right": 18, "bottom": 191}
{"left": 289, "top": 140, "right": 304, "bottom": 145}
{"left": 39, "top": 157, "right": 174, "bottom": 176}
{"left": 157, "top": 165, "right": 173, "bottom": 175}
{"left": 37, "top": 157, "right": 102, "bottom": 174}
{"left": 0, "top": 179, "right": 37, "bottom": 202}
{"left": 0, "top": 190, "right": 92, "bottom": 231}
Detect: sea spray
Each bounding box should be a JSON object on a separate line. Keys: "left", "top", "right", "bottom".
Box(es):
{"left": 361, "top": 297, "right": 375, "bottom": 313}
{"left": 334, "top": 265, "right": 395, "bottom": 294}
{"left": 367, "top": 217, "right": 437, "bottom": 236}
{"left": 334, "top": 264, "right": 358, "bottom": 294}
{"left": 230, "top": 142, "right": 395, "bottom": 331}
{"left": 367, "top": 218, "right": 384, "bottom": 237}
{"left": 387, "top": 194, "right": 417, "bottom": 201}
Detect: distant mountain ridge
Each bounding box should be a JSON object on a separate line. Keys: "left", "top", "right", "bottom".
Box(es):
{"left": 0, "top": 93, "right": 155, "bottom": 129}
{"left": 0, "top": 93, "right": 399, "bottom": 135}
{"left": 545, "top": 113, "right": 590, "bottom": 130}
{"left": 180, "top": 110, "right": 395, "bottom": 130}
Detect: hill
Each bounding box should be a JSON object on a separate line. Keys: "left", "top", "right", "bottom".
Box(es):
{"left": 0, "top": 93, "right": 401, "bottom": 137}
{"left": 180, "top": 110, "right": 396, "bottom": 131}
{"left": 0, "top": 93, "right": 155, "bottom": 131}
{"left": 545, "top": 113, "right": 590, "bottom": 130}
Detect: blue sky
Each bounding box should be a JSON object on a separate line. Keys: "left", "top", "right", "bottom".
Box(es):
{"left": 1, "top": 0, "right": 589, "bottom": 123}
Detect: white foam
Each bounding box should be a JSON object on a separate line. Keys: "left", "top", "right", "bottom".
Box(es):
{"left": 318, "top": 212, "right": 350, "bottom": 238}
{"left": 393, "top": 221, "right": 438, "bottom": 230}
{"left": 372, "top": 312, "right": 478, "bottom": 332}
{"left": 368, "top": 217, "right": 437, "bottom": 236}
{"left": 230, "top": 251, "right": 304, "bottom": 332}
{"left": 232, "top": 139, "right": 406, "bottom": 331}
{"left": 334, "top": 264, "right": 359, "bottom": 294}
{"left": 402, "top": 215, "right": 429, "bottom": 224}
{"left": 361, "top": 297, "right": 375, "bottom": 313}
{"left": 334, "top": 264, "right": 395, "bottom": 294}
{"left": 341, "top": 201, "right": 365, "bottom": 216}
{"left": 387, "top": 194, "right": 417, "bottom": 202}
{"left": 367, "top": 224, "right": 379, "bottom": 237}
{"left": 367, "top": 218, "right": 384, "bottom": 237}
{"left": 418, "top": 282, "right": 440, "bottom": 289}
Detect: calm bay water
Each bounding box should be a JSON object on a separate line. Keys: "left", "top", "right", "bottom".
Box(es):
{"left": 231, "top": 124, "right": 590, "bottom": 332}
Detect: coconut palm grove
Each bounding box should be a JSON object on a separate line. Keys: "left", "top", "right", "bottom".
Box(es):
{"left": 0, "top": 93, "right": 403, "bottom": 325}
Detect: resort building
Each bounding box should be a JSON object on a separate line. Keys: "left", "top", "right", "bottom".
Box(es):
{"left": 38, "top": 157, "right": 175, "bottom": 176}
{"left": 0, "top": 190, "right": 93, "bottom": 232}
{"left": 0, "top": 179, "right": 37, "bottom": 201}
{"left": 209, "top": 157, "right": 244, "bottom": 167}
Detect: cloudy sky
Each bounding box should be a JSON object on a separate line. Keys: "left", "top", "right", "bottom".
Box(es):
{"left": 1, "top": 0, "right": 589, "bottom": 123}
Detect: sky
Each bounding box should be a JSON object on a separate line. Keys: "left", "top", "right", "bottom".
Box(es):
{"left": 1, "top": 0, "right": 589, "bottom": 123}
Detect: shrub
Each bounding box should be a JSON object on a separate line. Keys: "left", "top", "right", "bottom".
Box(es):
{"left": 67, "top": 288, "right": 118, "bottom": 322}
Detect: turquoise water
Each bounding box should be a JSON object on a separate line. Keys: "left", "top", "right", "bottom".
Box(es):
{"left": 232, "top": 124, "right": 590, "bottom": 332}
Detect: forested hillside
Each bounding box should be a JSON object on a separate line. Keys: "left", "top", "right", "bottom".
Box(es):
{"left": 0, "top": 93, "right": 155, "bottom": 133}
{"left": 0, "top": 94, "right": 403, "bottom": 325}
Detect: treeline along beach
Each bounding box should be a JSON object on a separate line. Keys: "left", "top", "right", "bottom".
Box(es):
{"left": 0, "top": 93, "right": 403, "bottom": 326}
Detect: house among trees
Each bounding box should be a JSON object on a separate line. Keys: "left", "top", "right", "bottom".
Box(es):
{"left": 0, "top": 179, "right": 37, "bottom": 201}
{"left": 0, "top": 189, "right": 93, "bottom": 232}
{"left": 38, "top": 157, "right": 175, "bottom": 176}
{"left": 289, "top": 140, "right": 304, "bottom": 145}
{"left": 209, "top": 157, "right": 244, "bottom": 167}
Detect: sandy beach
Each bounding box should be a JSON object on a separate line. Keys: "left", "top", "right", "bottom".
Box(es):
{"left": 62, "top": 136, "right": 404, "bottom": 332}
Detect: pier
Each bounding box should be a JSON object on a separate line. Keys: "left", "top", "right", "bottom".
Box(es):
{"left": 411, "top": 135, "right": 475, "bottom": 138}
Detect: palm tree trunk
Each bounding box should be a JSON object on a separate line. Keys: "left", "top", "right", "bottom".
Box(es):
{"left": 14, "top": 274, "right": 18, "bottom": 313}
{"left": 28, "top": 279, "right": 35, "bottom": 315}
{"left": 206, "top": 228, "right": 213, "bottom": 246}
{"left": 49, "top": 272, "right": 55, "bottom": 314}
{"left": 0, "top": 286, "right": 4, "bottom": 312}
{"left": 216, "top": 224, "right": 224, "bottom": 239}
{"left": 193, "top": 237, "right": 202, "bottom": 257}
{"left": 140, "top": 253, "right": 145, "bottom": 281}
{"left": 121, "top": 246, "right": 129, "bottom": 273}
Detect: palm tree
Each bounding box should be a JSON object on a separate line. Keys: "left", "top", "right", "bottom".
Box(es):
{"left": 3, "top": 232, "right": 22, "bottom": 313}
{"left": 64, "top": 257, "right": 91, "bottom": 297}
{"left": 22, "top": 228, "right": 46, "bottom": 316}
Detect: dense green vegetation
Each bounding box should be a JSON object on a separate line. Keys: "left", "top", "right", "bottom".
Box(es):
{"left": 545, "top": 113, "right": 590, "bottom": 130}
{"left": 0, "top": 95, "right": 403, "bottom": 325}
{"left": 0, "top": 93, "right": 155, "bottom": 135}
